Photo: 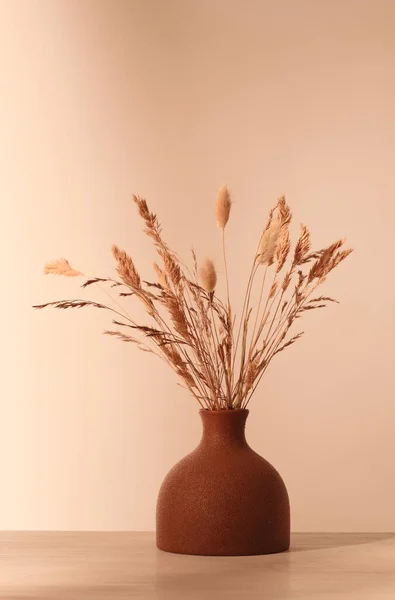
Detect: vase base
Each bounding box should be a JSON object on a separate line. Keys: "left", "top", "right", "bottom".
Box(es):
{"left": 156, "top": 535, "right": 290, "bottom": 556}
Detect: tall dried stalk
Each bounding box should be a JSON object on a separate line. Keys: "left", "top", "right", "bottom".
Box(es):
{"left": 35, "top": 189, "right": 352, "bottom": 410}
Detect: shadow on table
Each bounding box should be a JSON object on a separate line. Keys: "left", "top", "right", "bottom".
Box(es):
{"left": 290, "top": 532, "right": 395, "bottom": 553}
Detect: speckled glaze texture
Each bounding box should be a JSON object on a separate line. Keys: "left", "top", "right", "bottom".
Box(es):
{"left": 156, "top": 409, "right": 290, "bottom": 556}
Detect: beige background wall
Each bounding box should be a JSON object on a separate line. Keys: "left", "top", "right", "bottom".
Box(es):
{"left": 1, "top": 0, "right": 394, "bottom": 531}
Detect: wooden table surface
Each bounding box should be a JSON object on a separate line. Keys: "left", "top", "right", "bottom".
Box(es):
{"left": 1, "top": 532, "right": 394, "bottom": 599}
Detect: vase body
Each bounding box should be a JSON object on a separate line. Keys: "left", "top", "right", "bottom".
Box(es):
{"left": 156, "top": 409, "right": 290, "bottom": 556}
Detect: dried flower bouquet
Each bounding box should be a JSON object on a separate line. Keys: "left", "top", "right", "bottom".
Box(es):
{"left": 35, "top": 188, "right": 352, "bottom": 410}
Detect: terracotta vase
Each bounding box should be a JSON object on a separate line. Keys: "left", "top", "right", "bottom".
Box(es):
{"left": 156, "top": 408, "right": 290, "bottom": 556}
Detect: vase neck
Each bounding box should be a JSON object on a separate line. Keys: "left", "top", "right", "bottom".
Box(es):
{"left": 199, "top": 409, "right": 249, "bottom": 448}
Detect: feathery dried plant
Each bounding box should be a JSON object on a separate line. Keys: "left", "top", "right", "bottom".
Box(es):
{"left": 34, "top": 188, "right": 352, "bottom": 410}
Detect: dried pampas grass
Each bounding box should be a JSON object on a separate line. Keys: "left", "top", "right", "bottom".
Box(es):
{"left": 257, "top": 216, "right": 281, "bottom": 266}
{"left": 44, "top": 259, "right": 82, "bottom": 277}
{"left": 35, "top": 187, "right": 352, "bottom": 411}
{"left": 216, "top": 185, "right": 232, "bottom": 229}
{"left": 199, "top": 259, "right": 217, "bottom": 293}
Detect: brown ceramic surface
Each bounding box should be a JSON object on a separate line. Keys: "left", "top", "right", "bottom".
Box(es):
{"left": 156, "top": 409, "right": 290, "bottom": 555}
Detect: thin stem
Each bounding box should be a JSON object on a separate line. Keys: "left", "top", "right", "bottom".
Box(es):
{"left": 222, "top": 229, "right": 230, "bottom": 310}
{"left": 264, "top": 290, "right": 285, "bottom": 344}
{"left": 209, "top": 303, "right": 223, "bottom": 408}
{"left": 244, "top": 280, "right": 320, "bottom": 409}
{"left": 80, "top": 273, "right": 133, "bottom": 323}
{"left": 248, "top": 266, "right": 268, "bottom": 353}
{"left": 97, "top": 281, "right": 133, "bottom": 322}
{"left": 185, "top": 298, "right": 218, "bottom": 409}
{"left": 221, "top": 229, "right": 235, "bottom": 402}
{"left": 232, "top": 262, "right": 258, "bottom": 373}
{"left": 178, "top": 284, "right": 221, "bottom": 409}
{"left": 248, "top": 268, "right": 296, "bottom": 366}
{"left": 233, "top": 207, "right": 278, "bottom": 375}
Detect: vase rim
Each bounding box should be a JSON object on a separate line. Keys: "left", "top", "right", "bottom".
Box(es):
{"left": 199, "top": 408, "right": 249, "bottom": 415}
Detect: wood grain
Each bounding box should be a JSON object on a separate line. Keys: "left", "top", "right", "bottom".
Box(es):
{"left": 1, "top": 532, "right": 394, "bottom": 599}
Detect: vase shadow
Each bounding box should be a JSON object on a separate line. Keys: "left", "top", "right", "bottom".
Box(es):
{"left": 290, "top": 532, "right": 395, "bottom": 553}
